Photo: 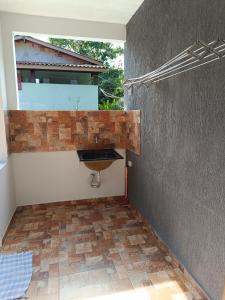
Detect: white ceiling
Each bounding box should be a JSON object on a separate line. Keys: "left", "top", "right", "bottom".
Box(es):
{"left": 0, "top": 0, "right": 144, "bottom": 24}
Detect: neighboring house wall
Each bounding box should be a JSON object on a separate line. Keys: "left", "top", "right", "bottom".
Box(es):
{"left": 0, "top": 11, "right": 125, "bottom": 109}
{"left": 16, "top": 39, "right": 100, "bottom": 110}
{"left": 125, "top": 1, "right": 225, "bottom": 300}
{"left": 15, "top": 40, "right": 89, "bottom": 64}
{"left": 19, "top": 83, "right": 98, "bottom": 110}
{"left": 21, "top": 70, "right": 93, "bottom": 85}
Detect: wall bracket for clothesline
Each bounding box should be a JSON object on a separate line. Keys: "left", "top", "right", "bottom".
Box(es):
{"left": 124, "top": 38, "right": 225, "bottom": 89}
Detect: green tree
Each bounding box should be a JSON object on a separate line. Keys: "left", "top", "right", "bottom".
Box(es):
{"left": 49, "top": 38, "right": 124, "bottom": 109}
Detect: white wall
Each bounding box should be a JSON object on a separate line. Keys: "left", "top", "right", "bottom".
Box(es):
{"left": 0, "top": 23, "right": 7, "bottom": 111}
{"left": 0, "top": 159, "right": 16, "bottom": 246}
{"left": 12, "top": 150, "right": 126, "bottom": 206}
{"left": 19, "top": 83, "right": 98, "bottom": 110}
{"left": 0, "top": 23, "right": 16, "bottom": 246}
{"left": 0, "top": 12, "right": 126, "bottom": 242}
{"left": 0, "top": 11, "right": 126, "bottom": 110}
{"left": 0, "top": 23, "right": 8, "bottom": 161}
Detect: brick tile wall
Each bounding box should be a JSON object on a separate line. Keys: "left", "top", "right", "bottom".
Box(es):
{"left": 8, "top": 110, "right": 140, "bottom": 154}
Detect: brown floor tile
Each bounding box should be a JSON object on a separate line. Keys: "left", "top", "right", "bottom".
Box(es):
{"left": 1, "top": 199, "right": 207, "bottom": 300}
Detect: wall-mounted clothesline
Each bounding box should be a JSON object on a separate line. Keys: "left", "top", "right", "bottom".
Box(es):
{"left": 124, "top": 38, "right": 225, "bottom": 89}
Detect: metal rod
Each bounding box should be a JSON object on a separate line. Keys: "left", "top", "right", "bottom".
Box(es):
{"left": 124, "top": 39, "right": 225, "bottom": 88}
{"left": 128, "top": 42, "right": 225, "bottom": 86}
{"left": 152, "top": 54, "right": 223, "bottom": 83}
{"left": 142, "top": 44, "right": 225, "bottom": 84}
{"left": 124, "top": 45, "right": 193, "bottom": 84}
{"left": 124, "top": 40, "right": 217, "bottom": 85}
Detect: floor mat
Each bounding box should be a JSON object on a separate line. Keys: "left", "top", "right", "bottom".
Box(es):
{"left": 0, "top": 252, "right": 32, "bottom": 300}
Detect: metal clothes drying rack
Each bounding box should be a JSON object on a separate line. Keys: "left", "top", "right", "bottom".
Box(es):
{"left": 124, "top": 39, "right": 225, "bottom": 89}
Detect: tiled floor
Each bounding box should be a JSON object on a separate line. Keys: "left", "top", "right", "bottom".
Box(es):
{"left": 1, "top": 198, "right": 207, "bottom": 300}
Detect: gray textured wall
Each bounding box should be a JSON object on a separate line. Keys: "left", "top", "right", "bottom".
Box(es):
{"left": 125, "top": 1, "right": 225, "bottom": 299}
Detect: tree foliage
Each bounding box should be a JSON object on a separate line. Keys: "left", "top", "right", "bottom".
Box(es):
{"left": 98, "top": 99, "right": 124, "bottom": 110}
{"left": 49, "top": 38, "right": 123, "bottom": 68}
{"left": 49, "top": 38, "right": 124, "bottom": 109}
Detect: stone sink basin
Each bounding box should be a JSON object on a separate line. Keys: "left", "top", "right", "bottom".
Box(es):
{"left": 77, "top": 149, "right": 124, "bottom": 171}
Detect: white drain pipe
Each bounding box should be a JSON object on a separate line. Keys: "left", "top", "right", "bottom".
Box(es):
{"left": 90, "top": 172, "right": 101, "bottom": 188}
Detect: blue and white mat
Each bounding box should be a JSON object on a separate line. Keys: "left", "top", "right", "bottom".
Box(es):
{"left": 0, "top": 252, "right": 32, "bottom": 300}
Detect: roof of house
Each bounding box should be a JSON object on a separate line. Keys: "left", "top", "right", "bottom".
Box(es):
{"left": 15, "top": 35, "right": 106, "bottom": 73}
{"left": 17, "top": 61, "right": 105, "bottom": 72}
